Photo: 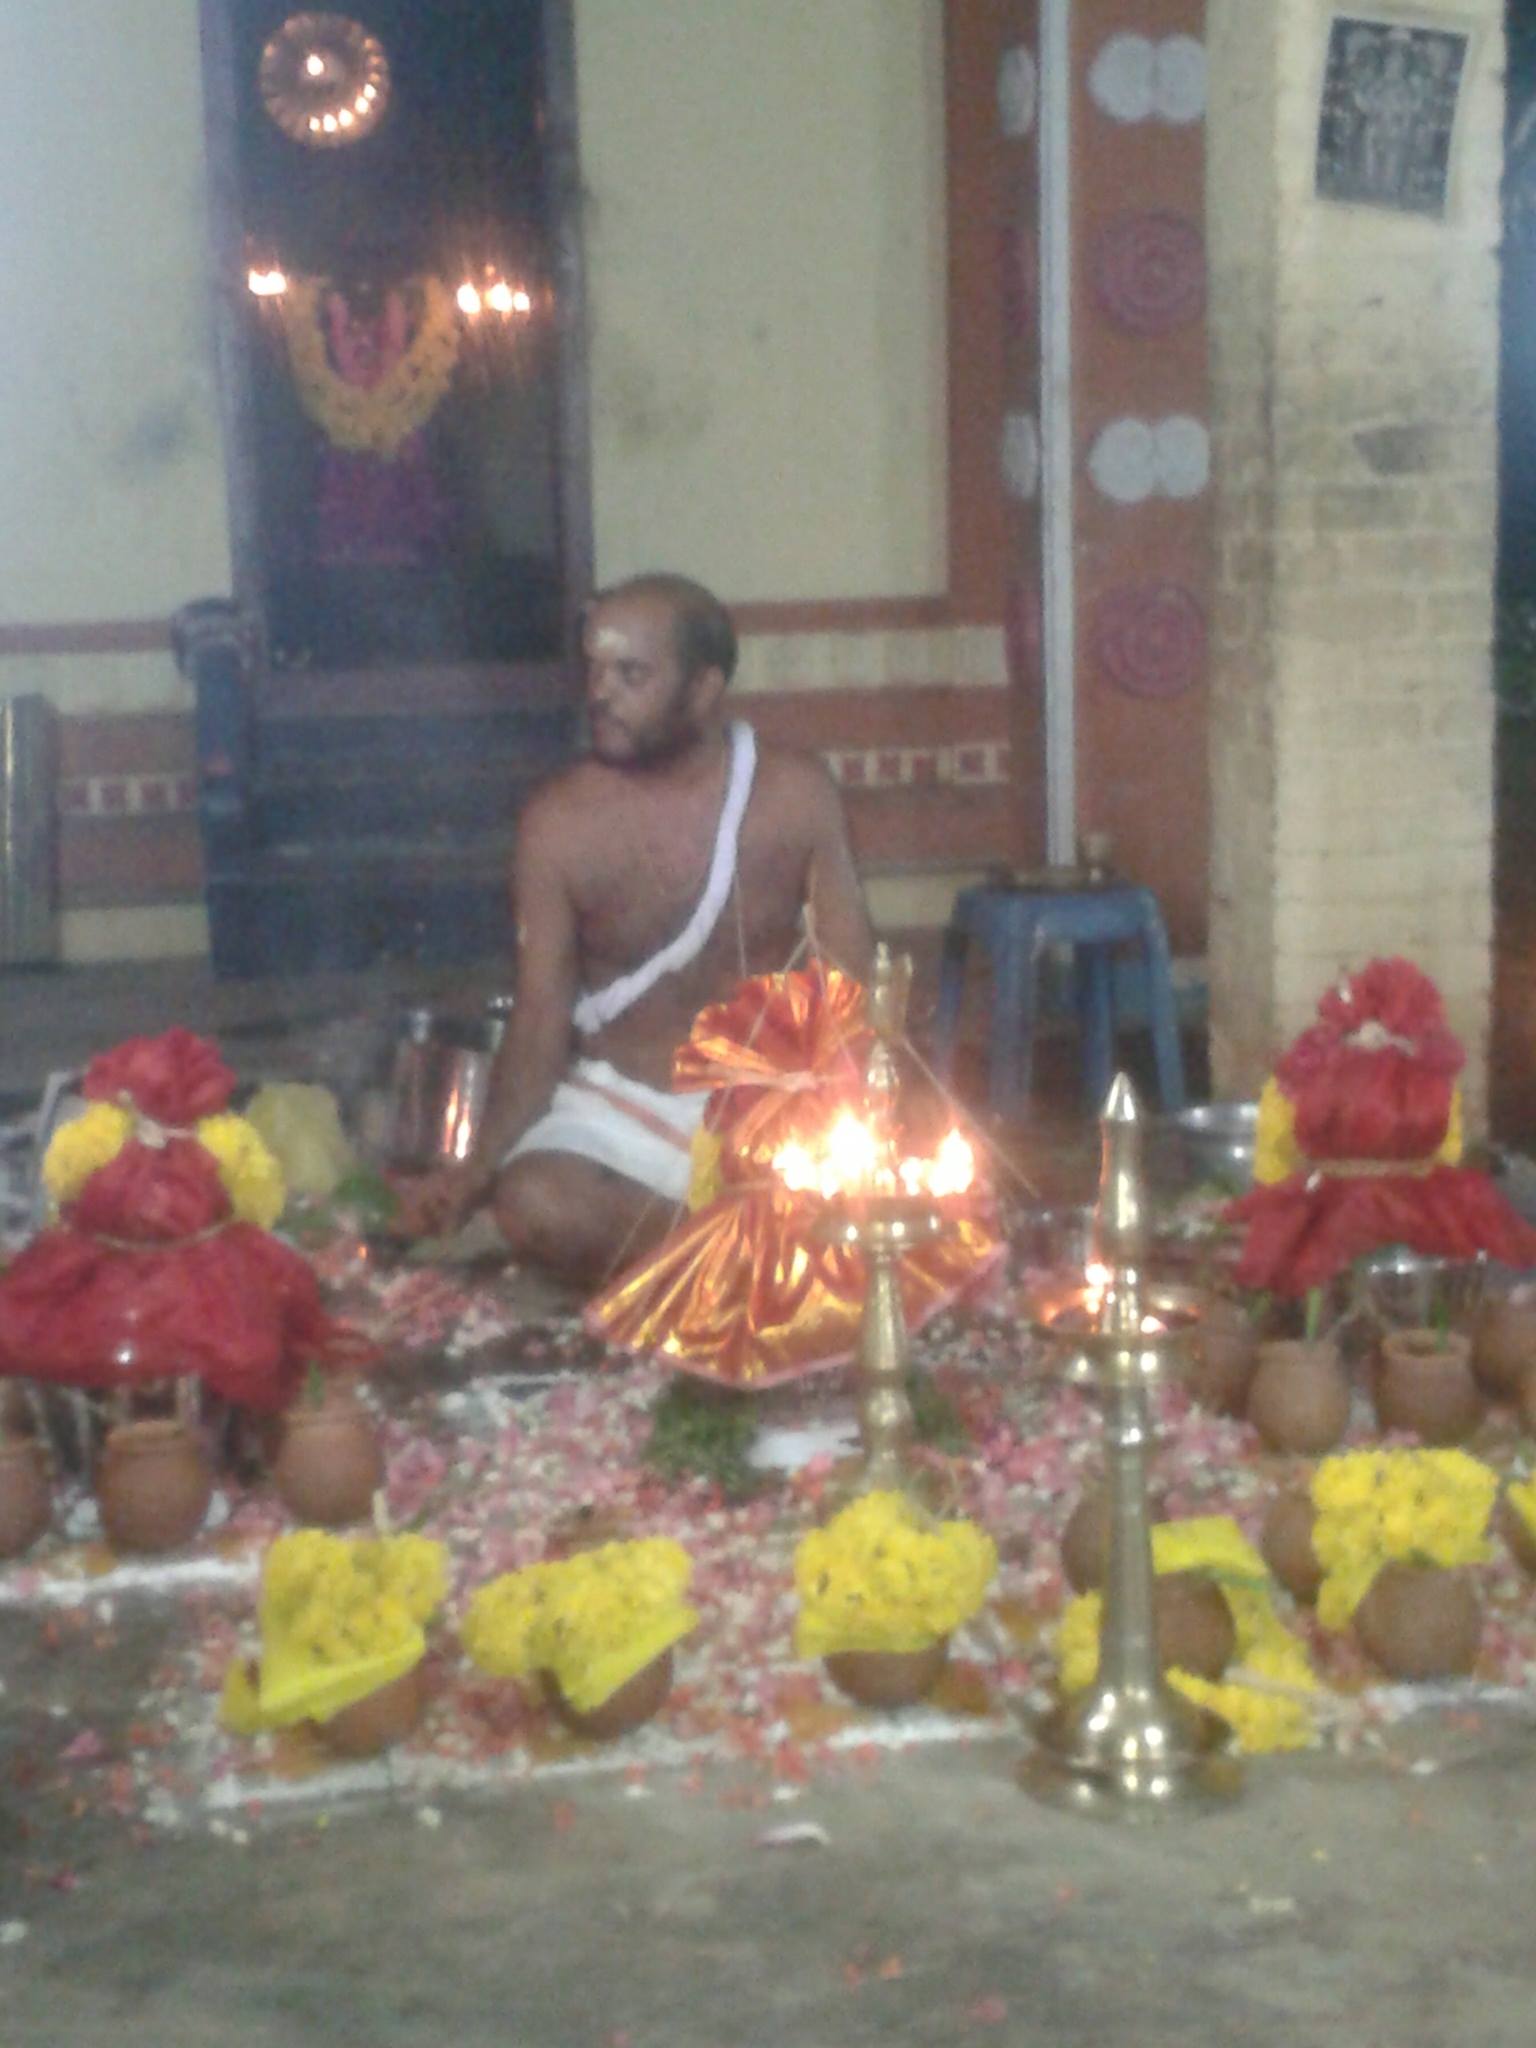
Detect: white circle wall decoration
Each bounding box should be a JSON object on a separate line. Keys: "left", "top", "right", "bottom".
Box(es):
{"left": 997, "top": 45, "right": 1038, "bottom": 139}
{"left": 1088, "top": 34, "right": 1155, "bottom": 123}
{"left": 1087, "top": 418, "right": 1157, "bottom": 505}
{"left": 1153, "top": 36, "right": 1208, "bottom": 124}
{"left": 1001, "top": 410, "right": 1040, "bottom": 502}
{"left": 1152, "top": 416, "right": 1210, "bottom": 499}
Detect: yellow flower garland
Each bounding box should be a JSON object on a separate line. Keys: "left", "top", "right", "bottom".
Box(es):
{"left": 793, "top": 1491, "right": 997, "bottom": 1659}
{"left": 1507, "top": 1475, "right": 1536, "bottom": 1542}
{"left": 41, "top": 1101, "right": 286, "bottom": 1230}
{"left": 279, "top": 275, "right": 461, "bottom": 456}
{"left": 463, "top": 1539, "right": 698, "bottom": 1716}
{"left": 1310, "top": 1449, "right": 1497, "bottom": 1631}
{"left": 1253, "top": 1075, "right": 1463, "bottom": 1185}
{"left": 1055, "top": 1516, "right": 1318, "bottom": 1755}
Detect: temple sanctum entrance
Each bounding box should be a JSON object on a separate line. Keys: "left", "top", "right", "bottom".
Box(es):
{"left": 189, "top": 0, "right": 589, "bottom": 975}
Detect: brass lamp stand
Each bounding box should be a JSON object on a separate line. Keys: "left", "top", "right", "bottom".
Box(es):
{"left": 819, "top": 944, "right": 948, "bottom": 1500}
{"left": 1021, "top": 1074, "right": 1241, "bottom": 1816}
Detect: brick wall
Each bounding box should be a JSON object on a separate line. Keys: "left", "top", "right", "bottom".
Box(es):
{"left": 1207, "top": 2, "right": 1504, "bottom": 1121}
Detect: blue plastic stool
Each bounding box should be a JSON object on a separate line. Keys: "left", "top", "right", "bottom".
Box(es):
{"left": 932, "top": 883, "right": 1186, "bottom": 1119}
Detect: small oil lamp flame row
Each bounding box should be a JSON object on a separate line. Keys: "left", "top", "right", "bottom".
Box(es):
{"left": 771, "top": 1114, "right": 974, "bottom": 1205}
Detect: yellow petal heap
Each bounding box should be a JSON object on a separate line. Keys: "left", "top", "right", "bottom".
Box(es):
{"left": 1507, "top": 1474, "right": 1536, "bottom": 1542}
{"left": 1310, "top": 1449, "right": 1497, "bottom": 1630}
{"left": 793, "top": 1491, "right": 997, "bottom": 1659}
{"left": 220, "top": 1530, "right": 447, "bottom": 1733}
{"left": 462, "top": 1539, "right": 698, "bottom": 1717}
{"left": 1054, "top": 1515, "right": 1318, "bottom": 1754}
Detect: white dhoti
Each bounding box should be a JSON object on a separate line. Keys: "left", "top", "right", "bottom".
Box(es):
{"left": 504, "top": 1059, "right": 705, "bottom": 1205}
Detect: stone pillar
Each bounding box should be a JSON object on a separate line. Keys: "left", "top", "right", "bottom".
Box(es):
{"left": 1206, "top": 5, "right": 1504, "bottom": 1120}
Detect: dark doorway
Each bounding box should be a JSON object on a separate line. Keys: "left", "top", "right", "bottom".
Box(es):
{"left": 1495, "top": 3, "right": 1536, "bottom": 1137}
{"left": 190, "top": 1, "right": 589, "bottom": 976}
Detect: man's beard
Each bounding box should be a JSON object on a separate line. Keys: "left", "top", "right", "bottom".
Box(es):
{"left": 588, "top": 700, "right": 701, "bottom": 768}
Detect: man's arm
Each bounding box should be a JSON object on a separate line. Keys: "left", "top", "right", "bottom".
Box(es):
{"left": 404, "top": 792, "right": 579, "bottom": 1234}
{"left": 802, "top": 760, "right": 875, "bottom": 982}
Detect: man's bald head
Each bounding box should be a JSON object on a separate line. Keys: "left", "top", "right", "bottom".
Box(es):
{"left": 591, "top": 573, "right": 737, "bottom": 689}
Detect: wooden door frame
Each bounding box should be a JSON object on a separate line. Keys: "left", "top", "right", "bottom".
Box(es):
{"left": 195, "top": 0, "right": 594, "bottom": 707}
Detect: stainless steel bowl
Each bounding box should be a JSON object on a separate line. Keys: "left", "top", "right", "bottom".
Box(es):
{"left": 387, "top": 999, "right": 512, "bottom": 1170}
{"left": 1351, "top": 1248, "right": 1488, "bottom": 1335}
{"left": 1154, "top": 1102, "right": 1258, "bottom": 1194}
{"left": 1014, "top": 1203, "right": 1098, "bottom": 1272}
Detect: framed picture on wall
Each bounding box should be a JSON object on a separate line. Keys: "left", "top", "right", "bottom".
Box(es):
{"left": 1315, "top": 14, "right": 1472, "bottom": 218}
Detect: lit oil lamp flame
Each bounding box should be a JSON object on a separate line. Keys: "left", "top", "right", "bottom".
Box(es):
{"left": 772, "top": 1115, "right": 975, "bottom": 1203}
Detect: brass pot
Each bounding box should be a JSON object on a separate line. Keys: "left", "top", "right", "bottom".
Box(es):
{"left": 1373, "top": 1330, "right": 1483, "bottom": 1447}
{"left": 1354, "top": 1563, "right": 1481, "bottom": 1680}
{"left": 547, "top": 1648, "right": 675, "bottom": 1740}
{"left": 824, "top": 1637, "right": 949, "bottom": 1709}
{"left": 1247, "top": 1340, "right": 1351, "bottom": 1455}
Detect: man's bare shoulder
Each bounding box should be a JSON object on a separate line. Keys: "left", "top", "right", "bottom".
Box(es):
{"left": 748, "top": 738, "right": 844, "bottom": 822}
{"left": 517, "top": 759, "right": 625, "bottom": 844}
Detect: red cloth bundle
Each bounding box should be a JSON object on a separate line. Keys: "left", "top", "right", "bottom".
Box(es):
{"left": 1228, "top": 958, "right": 1536, "bottom": 1295}
{"left": 0, "top": 1028, "right": 364, "bottom": 1409}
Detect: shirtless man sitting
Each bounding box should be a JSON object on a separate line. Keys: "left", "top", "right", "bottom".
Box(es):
{"left": 410, "top": 571, "right": 874, "bottom": 1285}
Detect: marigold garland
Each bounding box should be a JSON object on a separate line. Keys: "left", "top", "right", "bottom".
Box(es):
{"left": 279, "top": 275, "right": 461, "bottom": 456}
{"left": 221, "top": 1530, "right": 448, "bottom": 1734}
{"left": 1055, "top": 1516, "right": 1318, "bottom": 1755}
{"left": 793, "top": 1491, "right": 997, "bottom": 1659}
{"left": 462, "top": 1539, "right": 698, "bottom": 1716}
{"left": 1507, "top": 1474, "right": 1536, "bottom": 1543}
{"left": 42, "top": 1101, "right": 286, "bottom": 1230}
{"left": 1310, "top": 1449, "right": 1497, "bottom": 1631}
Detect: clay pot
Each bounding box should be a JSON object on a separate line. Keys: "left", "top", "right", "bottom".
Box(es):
{"left": 271, "top": 1379, "right": 384, "bottom": 1527}
{"left": 1188, "top": 1296, "right": 1258, "bottom": 1417}
{"left": 318, "top": 1663, "right": 428, "bottom": 1758}
{"left": 1475, "top": 1295, "right": 1536, "bottom": 1402}
{"left": 1373, "top": 1330, "right": 1484, "bottom": 1446}
{"left": 1261, "top": 1489, "right": 1323, "bottom": 1604}
{"left": 95, "top": 1419, "right": 213, "bottom": 1553}
{"left": 1353, "top": 1562, "right": 1481, "bottom": 1680}
{"left": 824, "top": 1637, "right": 949, "bottom": 1709}
{"left": 1247, "top": 1340, "right": 1351, "bottom": 1455}
{"left": 1154, "top": 1573, "right": 1236, "bottom": 1681}
{"left": 1059, "top": 1482, "right": 1165, "bottom": 1596}
{"left": 1499, "top": 1491, "right": 1536, "bottom": 1579}
{"left": 0, "top": 1434, "right": 51, "bottom": 1558}
{"left": 547, "top": 1648, "right": 675, "bottom": 1739}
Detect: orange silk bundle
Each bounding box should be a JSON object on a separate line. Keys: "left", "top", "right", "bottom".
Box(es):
{"left": 586, "top": 966, "right": 1004, "bottom": 1386}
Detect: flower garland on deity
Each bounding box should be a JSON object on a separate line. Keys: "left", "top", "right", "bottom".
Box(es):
{"left": 277, "top": 273, "right": 461, "bottom": 457}
{"left": 1309, "top": 1448, "right": 1498, "bottom": 1631}
{"left": 462, "top": 1539, "right": 699, "bottom": 1716}
{"left": 793, "top": 1491, "right": 997, "bottom": 1658}
{"left": 222, "top": 1529, "right": 448, "bottom": 1733}
{"left": 1054, "top": 1517, "right": 1319, "bottom": 1754}
{"left": 0, "top": 1028, "right": 361, "bottom": 1411}
{"left": 1228, "top": 957, "right": 1536, "bottom": 1297}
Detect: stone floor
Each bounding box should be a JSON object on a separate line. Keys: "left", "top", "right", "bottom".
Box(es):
{"left": 1, "top": 1722, "right": 1533, "bottom": 2047}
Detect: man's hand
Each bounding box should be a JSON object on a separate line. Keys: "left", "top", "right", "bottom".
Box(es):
{"left": 396, "top": 1157, "right": 497, "bottom": 1241}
